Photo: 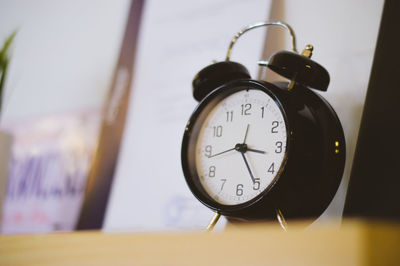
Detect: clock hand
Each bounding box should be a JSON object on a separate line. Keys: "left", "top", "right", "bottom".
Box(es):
{"left": 243, "top": 124, "right": 250, "bottom": 144}
{"left": 246, "top": 147, "right": 267, "bottom": 154}
{"left": 235, "top": 143, "right": 267, "bottom": 154}
{"left": 240, "top": 152, "right": 256, "bottom": 184}
{"left": 207, "top": 147, "right": 236, "bottom": 158}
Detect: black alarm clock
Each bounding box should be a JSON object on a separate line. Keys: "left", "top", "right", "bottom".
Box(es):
{"left": 181, "top": 22, "right": 345, "bottom": 229}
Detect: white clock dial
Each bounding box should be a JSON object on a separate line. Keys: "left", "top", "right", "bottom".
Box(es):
{"left": 195, "top": 89, "right": 287, "bottom": 205}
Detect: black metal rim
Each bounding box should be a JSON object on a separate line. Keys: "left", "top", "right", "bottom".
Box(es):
{"left": 181, "top": 79, "right": 291, "bottom": 215}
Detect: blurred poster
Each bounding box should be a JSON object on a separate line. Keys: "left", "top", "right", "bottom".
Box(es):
{"left": 103, "top": 0, "right": 272, "bottom": 231}
{"left": 1, "top": 111, "right": 100, "bottom": 233}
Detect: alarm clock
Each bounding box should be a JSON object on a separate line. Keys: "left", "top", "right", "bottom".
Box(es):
{"left": 181, "top": 22, "right": 345, "bottom": 229}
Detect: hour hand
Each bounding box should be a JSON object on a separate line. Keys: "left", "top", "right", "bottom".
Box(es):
{"left": 246, "top": 148, "right": 267, "bottom": 154}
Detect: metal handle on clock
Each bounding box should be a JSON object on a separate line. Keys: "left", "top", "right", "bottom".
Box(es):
{"left": 225, "top": 21, "right": 298, "bottom": 62}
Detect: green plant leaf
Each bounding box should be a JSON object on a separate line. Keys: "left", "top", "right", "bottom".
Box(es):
{"left": 0, "top": 31, "right": 16, "bottom": 67}
{"left": 0, "top": 31, "right": 17, "bottom": 113}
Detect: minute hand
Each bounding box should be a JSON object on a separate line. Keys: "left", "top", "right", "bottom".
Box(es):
{"left": 240, "top": 152, "right": 256, "bottom": 184}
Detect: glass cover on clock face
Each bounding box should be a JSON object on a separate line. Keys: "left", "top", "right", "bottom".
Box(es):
{"left": 194, "top": 88, "right": 287, "bottom": 205}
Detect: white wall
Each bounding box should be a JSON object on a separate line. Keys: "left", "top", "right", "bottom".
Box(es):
{"left": 0, "top": 0, "right": 130, "bottom": 124}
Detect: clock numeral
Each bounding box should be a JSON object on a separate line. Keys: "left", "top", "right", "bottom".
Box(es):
{"left": 271, "top": 121, "right": 279, "bottom": 133}
{"left": 275, "top": 141, "right": 283, "bottom": 153}
{"left": 236, "top": 184, "right": 244, "bottom": 196}
{"left": 205, "top": 145, "right": 212, "bottom": 157}
{"left": 241, "top": 103, "right": 252, "bottom": 115}
{"left": 226, "top": 111, "right": 233, "bottom": 122}
{"left": 268, "top": 162, "right": 275, "bottom": 174}
{"left": 220, "top": 179, "right": 227, "bottom": 191}
{"left": 261, "top": 107, "right": 265, "bottom": 118}
{"left": 209, "top": 166, "right": 216, "bottom": 177}
{"left": 253, "top": 178, "right": 260, "bottom": 190}
{"left": 213, "top": 125, "right": 223, "bottom": 137}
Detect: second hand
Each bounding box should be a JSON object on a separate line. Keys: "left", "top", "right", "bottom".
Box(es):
{"left": 207, "top": 147, "right": 236, "bottom": 158}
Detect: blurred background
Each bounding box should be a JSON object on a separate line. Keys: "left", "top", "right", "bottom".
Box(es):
{"left": 0, "top": 0, "right": 384, "bottom": 233}
{"left": 0, "top": 0, "right": 130, "bottom": 233}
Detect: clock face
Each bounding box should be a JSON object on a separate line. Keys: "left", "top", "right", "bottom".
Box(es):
{"left": 194, "top": 88, "right": 287, "bottom": 205}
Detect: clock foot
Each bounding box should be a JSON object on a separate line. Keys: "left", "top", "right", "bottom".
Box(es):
{"left": 206, "top": 212, "right": 221, "bottom": 232}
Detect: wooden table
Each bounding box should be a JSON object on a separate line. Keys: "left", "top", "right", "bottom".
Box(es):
{"left": 1, "top": 220, "right": 399, "bottom": 266}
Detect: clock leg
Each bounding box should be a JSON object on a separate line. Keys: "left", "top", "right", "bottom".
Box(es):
{"left": 276, "top": 208, "right": 288, "bottom": 231}
{"left": 206, "top": 212, "right": 221, "bottom": 232}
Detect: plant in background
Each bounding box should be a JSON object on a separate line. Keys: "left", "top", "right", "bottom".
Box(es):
{"left": 0, "top": 32, "right": 16, "bottom": 114}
